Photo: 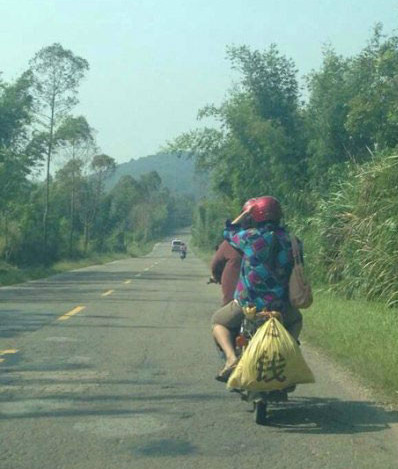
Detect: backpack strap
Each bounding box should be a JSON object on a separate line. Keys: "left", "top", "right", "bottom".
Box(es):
{"left": 290, "top": 234, "right": 302, "bottom": 265}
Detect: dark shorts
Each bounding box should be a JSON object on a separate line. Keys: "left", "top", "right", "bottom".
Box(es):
{"left": 211, "top": 300, "right": 303, "bottom": 339}
{"left": 211, "top": 300, "right": 244, "bottom": 330}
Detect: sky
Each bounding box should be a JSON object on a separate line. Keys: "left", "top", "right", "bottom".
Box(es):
{"left": 1, "top": 0, "right": 397, "bottom": 164}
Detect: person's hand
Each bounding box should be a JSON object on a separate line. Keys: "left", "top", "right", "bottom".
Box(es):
{"left": 231, "top": 207, "right": 252, "bottom": 225}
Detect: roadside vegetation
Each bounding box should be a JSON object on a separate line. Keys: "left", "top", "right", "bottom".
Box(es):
{"left": 0, "top": 240, "right": 156, "bottom": 286}
{"left": 305, "top": 291, "right": 398, "bottom": 403}
{"left": 0, "top": 43, "right": 193, "bottom": 285}
{"left": 168, "top": 24, "right": 398, "bottom": 401}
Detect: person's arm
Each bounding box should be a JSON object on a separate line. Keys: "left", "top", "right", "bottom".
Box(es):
{"left": 210, "top": 245, "right": 226, "bottom": 283}
{"left": 224, "top": 224, "right": 253, "bottom": 251}
{"left": 223, "top": 206, "right": 254, "bottom": 249}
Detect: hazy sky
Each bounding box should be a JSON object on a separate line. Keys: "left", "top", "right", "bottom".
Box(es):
{"left": 1, "top": 0, "right": 397, "bottom": 163}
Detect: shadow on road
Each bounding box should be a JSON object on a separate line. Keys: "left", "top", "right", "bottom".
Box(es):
{"left": 267, "top": 396, "right": 398, "bottom": 434}
{"left": 132, "top": 438, "right": 197, "bottom": 458}
{"left": 0, "top": 310, "right": 59, "bottom": 339}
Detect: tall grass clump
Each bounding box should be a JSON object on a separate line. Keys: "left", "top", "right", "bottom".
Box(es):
{"left": 313, "top": 154, "right": 398, "bottom": 306}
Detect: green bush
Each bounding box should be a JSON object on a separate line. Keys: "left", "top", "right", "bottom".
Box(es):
{"left": 310, "top": 154, "right": 398, "bottom": 305}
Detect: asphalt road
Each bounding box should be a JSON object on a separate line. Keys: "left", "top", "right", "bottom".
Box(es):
{"left": 1, "top": 233, "right": 398, "bottom": 469}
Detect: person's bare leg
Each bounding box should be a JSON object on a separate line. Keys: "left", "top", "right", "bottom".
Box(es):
{"left": 212, "top": 324, "right": 238, "bottom": 368}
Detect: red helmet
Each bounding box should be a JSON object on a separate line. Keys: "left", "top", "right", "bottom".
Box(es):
{"left": 246, "top": 196, "right": 282, "bottom": 222}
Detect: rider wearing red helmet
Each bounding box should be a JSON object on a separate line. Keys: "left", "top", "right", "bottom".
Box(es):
{"left": 211, "top": 196, "right": 303, "bottom": 382}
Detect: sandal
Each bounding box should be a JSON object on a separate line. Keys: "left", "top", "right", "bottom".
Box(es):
{"left": 215, "top": 362, "right": 238, "bottom": 383}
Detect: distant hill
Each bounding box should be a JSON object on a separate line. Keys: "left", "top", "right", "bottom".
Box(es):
{"left": 105, "top": 152, "right": 208, "bottom": 199}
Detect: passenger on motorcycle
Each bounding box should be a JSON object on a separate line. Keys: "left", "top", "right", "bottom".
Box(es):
{"left": 212, "top": 196, "right": 303, "bottom": 382}
{"left": 210, "top": 240, "right": 242, "bottom": 306}
{"left": 180, "top": 243, "right": 187, "bottom": 258}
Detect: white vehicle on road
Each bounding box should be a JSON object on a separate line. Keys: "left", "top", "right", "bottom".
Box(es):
{"left": 171, "top": 239, "right": 184, "bottom": 252}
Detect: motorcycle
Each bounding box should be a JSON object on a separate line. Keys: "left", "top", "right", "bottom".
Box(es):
{"left": 233, "top": 310, "right": 294, "bottom": 425}
{"left": 208, "top": 276, "right": 294, "bottom": 425}
{"left": 180, "top": 249, "right": 186, "bottom": 260}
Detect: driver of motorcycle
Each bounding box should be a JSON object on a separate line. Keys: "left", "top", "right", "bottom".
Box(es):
{"left": 211, "top": 196, "right": 303, "bottom": 382}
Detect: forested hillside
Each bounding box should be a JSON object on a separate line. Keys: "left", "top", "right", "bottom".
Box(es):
{"left": 169, "top": 24, "right": 398, "bottom": 306}
{"left": 105, "top": 152, "right": 208, "bottom": 199}
{"left": 0, "top": 43, "right": 193, "bottom": 273}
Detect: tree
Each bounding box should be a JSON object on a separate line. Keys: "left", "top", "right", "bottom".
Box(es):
{"left": 139, "top": 170, "right": 162, "bottom": 196}
{"left": 168, "top": 44, "right": 305, "bottom": 209}
{"left": 29, "top": 43, "right": 89, "bottom": 258}
{"left": 227, "top": 44, "right": 300, "bottom": 132}
{"left": 305, "top": 47, "right": 353, "bottom": 191}
{"left": 0, "top": 72, "right": 35, "bottom": 260}
{"left": 56, "top": 116, "right": 95, "bottom": 256}
{"left": 226, "top": 45, "right": 306, "bottom": 191}
{"left": 81, "top": 153, "right": 116, "bottom": 252}
{"left": 345, "top": 25, "right": 398, "bottom": 154}
{"left": 91, "top": 153, "right": 116, "bottom": 199}
{"left": 109, "top": 175, "right": 141, "bottom": 226}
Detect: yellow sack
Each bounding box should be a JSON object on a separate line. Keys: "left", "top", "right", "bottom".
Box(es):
{"left": 227, "top": 317, "right": 315, "bottom": 391}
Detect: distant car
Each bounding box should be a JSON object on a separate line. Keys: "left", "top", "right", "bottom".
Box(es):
{"left": 171, "top": 239, "right": 183, "bottom": 252}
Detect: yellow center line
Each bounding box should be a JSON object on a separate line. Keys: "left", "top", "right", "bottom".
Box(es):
{"left": 124, "top": 280, "right": 132, "bottom": 284}
{"left": 101, "top": 289, "right": 114, "bottom": 297}
{"left": 0, "top": 349, "right": 19, "bottom": 363}
{"left": 58, "top": 305, "right": 86, "bottom": 321}
{"left": 0, "top": 349, "right": 19, "bottom": 356}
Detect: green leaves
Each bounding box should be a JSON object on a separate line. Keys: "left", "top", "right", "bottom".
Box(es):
{"left": 312, "top": 154, "right": 398, "bottom": 306}
{"left": 168, "top": 44, "right": 306, "bottom": 207}
{"left": 29, "top": 43, "right": 89, "bottom": 121}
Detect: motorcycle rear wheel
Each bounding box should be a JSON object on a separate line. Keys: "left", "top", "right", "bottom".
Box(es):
{"left": 254, "top": 400, "right": 267, "bottom": 425}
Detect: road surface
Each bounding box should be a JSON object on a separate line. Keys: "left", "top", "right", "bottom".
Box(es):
{"left": 1, "top": 234, "right": 398, "bottom": 469}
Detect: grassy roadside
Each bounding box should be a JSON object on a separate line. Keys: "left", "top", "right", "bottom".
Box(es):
{"left": 303, "top": 289, "right": 398, "bottom": 404}
{"left": 194, "top": 244, "right": 398, "bottom": 404}
{"left": 0, "top": 241, "right": 156, "bottom": 287}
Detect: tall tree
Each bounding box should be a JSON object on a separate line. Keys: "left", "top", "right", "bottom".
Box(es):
{"left": 29, "top": 43, "right": 89, "bottom": 258}
{"left": 305, "top": 47, "right": 353, "bottom": 191}
{"left": 0, "top": 72, "right": 35, "bottom": 259}
{"left": 345, "top": 25, "right": 398, "bottom": 154}
{"left": 227, "top": 44, "right": 300, "bottom": 132}
{"left": 168, "top": 44, "right": 305, "bottom": 206}
{"left": 56, "top": 116, "right": 95, "bottom": 256}
{"left": 81, "top": 153, "right": 116, "bottom": 252}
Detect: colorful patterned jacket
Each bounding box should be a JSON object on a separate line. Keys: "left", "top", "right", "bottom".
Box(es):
{"left": 224, "top": 220, "right": 299, "bottom": 312}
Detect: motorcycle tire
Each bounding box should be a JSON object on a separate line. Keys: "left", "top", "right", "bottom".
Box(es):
{"left": 255, "top": 400, "right": 267, "bottom": 425}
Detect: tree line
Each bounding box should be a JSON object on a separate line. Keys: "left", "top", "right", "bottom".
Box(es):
{"left": 169, "top": 24, "right": 398, "bottom": 306}
{"left": 0, "top": 43, "right": 192, "bottom": 268}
